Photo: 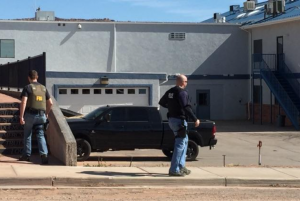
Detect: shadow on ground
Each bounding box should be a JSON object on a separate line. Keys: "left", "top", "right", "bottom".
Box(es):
{"left": 78, "top": 171, "right": 167, "bottom": 177}
{"left": 84, "top": 156, "right": 171, "bottom": 162}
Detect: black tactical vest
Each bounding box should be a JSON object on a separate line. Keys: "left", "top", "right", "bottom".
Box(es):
{"left": 166, "top": 86, "right": 186, "bottom": 119}
{"left": 27, "top": 84, "right": 46, "bottom": 111}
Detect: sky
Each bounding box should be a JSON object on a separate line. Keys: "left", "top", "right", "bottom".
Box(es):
{"left": 0, "top": 0, "right": 265, "bottom": 22}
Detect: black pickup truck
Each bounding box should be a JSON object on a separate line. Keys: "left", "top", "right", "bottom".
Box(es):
{"left": 66, "top": 106, "right": 217, "bottom": 161}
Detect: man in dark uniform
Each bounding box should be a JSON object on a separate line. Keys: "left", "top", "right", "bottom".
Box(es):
{"left": 159, "top": 74, "right": 200, "bottom": 176}
{"left": 19, "top": 70, "right": 53, "bottom": 164}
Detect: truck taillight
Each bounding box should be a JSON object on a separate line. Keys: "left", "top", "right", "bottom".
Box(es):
{"left": 212, "top": 125, "right": 216, "bottom": 136}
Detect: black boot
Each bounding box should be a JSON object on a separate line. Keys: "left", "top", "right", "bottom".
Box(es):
{"left": 41, "top": 154, "right": 48, "bottom": 165}
{"left": 19, "top": 155, "right": 30, "bottom": 161}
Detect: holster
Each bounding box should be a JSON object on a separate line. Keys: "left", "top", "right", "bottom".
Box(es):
{"left": 176, "top": 124, "right": 187, "bottom": 138}
{"left": 44, "top": 119, "right": 50, "bottom": 131}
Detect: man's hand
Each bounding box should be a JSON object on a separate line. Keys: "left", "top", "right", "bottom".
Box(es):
{"left": 195, "top": 119, "right": 200, "bottom": 127}
{"left": 20, "top": 117, "right": 25, "bottom": 125}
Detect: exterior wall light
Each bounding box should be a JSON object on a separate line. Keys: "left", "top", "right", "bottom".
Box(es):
{"left": 100, "top": 76, "right": 109, "bottom": 85}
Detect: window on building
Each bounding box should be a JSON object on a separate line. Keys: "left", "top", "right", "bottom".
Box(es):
{"left": 94, "top": 89, "right": 101, "bottom": 94}
{"left": 117, "top": 89, "right": 124, "bottom": 94}
{"left": 105, "top": 89, "right": 113, "bottom": 94}
{"left": 71, "top": 89, "right": 79, "bottom": 94}
{"left": 139, "top": 89, "right": 146, "bottom": 94}
{"left": 128, "top": 89, "right": 135, "bottom": 94}
{"left": 82, "top": 89, "right": 90, "bottom": 94}
{"left": 0, "top": 39, "right": 15, "bottom": 58}
{"left": 59, "top": 89, "right": 67, "bottom": 95}
{"left": 253, "top": 39, "right": 263, "bottom": 65}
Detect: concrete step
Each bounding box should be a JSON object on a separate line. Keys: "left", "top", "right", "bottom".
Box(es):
{"left": 0, "top": 102, "right": 20, "bottom": 109}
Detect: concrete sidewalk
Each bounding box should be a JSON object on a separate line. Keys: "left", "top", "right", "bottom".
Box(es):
{"left": 0, "top": 165, "right": 299, "bottom": 188}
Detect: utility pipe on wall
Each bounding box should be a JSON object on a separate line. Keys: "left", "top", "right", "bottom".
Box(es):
{"left": 114, "top": 23, "right": 117, "bottom": 73}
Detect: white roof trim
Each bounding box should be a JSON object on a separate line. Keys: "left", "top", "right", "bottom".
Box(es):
{"left": 242, "top": 15, "right": 300, "bottom": 30}
{"left": 0, "top": 20, "right": 241, "bottom": 26}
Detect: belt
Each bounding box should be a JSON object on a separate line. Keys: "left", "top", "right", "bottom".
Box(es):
{"left": 168, "top": 115, "right": 186, "bottom": 120}
{"left": 26, "top": 108, "right": 45, "bottom": 115}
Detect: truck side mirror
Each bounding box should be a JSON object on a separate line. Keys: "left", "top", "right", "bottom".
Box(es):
{"left": 105, "top": 113, "right": 111, "bottom": 122}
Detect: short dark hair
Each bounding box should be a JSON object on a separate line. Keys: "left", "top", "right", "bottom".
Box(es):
{"left": 28, "top": 70, "right": 38, "bottom": 80}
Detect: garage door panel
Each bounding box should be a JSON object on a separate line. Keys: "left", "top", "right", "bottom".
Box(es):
{"left": 57, "top": 87, "right": 149, "bottom": 115}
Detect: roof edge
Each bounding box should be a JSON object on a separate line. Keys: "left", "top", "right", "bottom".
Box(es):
{"left": 0, "top": 20, "right": 241, "bottom": 26}
{"left": 242, "top": 15, "right": 300, "bottom": 29}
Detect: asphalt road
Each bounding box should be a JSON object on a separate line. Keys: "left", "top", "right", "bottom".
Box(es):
{"left": 0, "top": 187, "right": 299, "bottom": 201}
{"left": 78, "top": 121, "right": 300, "bottom": 167}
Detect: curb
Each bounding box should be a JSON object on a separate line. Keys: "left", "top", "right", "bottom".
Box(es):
{"left": 226, "top": 178, "right": 300, "bottom": 187}
{"left": 0, "top": 177, "right": 299, "bottom": 188}
{"left": 52, "top": 177, "right": 225, "bottom": 187}
{"left": 0, "top": 177, "right": 52, "bottom": 186}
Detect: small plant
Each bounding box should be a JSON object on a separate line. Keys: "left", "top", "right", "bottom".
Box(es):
{"left": 82, "top": 157, "right": 110, "bottom": 167}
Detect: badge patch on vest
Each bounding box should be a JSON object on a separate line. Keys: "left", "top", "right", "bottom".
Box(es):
{"left": 168, "top": 93, "right": 174, "bottom": 99}
{"left": 36, "top": 96, "right": 43, "bottom": 101}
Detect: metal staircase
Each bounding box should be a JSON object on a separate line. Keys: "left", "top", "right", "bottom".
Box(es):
{"left": 253, "top": 54, "right": 300, "bottom": 130}
{"left": 0, "top": 102, "right": 39, "bottom": 155}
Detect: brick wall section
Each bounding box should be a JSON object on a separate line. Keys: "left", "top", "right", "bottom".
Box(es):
{"left": 246, "top": 103, "right": 294, "bottom": 126}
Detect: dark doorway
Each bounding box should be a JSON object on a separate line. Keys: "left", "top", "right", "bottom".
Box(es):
{"left": 196, "top": 90, "right": 210, "bottom": 119}
{"left": 253, "top": 85, "right": 262, "bottom": 104}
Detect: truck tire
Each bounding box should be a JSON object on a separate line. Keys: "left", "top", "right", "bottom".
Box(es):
{"left": 162, "top": 140, "right": 199, "bottom": 161}
{"left": 162, "top": 149, "right": 173, "bottom": 158}
{"left": 186, "top": 140, "right": 199, "bottom": 161}
{"left": 76, "top": 138, "right": 91, "bottom": 161}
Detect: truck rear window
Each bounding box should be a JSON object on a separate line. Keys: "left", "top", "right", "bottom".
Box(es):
{"left": 127, "top": 108, "right": 149, "bottom": 122}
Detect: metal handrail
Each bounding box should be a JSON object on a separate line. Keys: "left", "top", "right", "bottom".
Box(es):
{"left": 278, "top": 54, "right": 300, "bottom": 101}
{"left": 259, "top": 56, "right": 299, "bottom": 129}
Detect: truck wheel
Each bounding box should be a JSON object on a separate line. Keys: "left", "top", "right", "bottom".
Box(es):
{"left": 162, "top": 149, "right": 173, "bottom": 158}
{"left": 186, "top": 140, "right": 199, "bottom": 161}
{"left": 76, "top": 138, "right": 91, "bottom": 161}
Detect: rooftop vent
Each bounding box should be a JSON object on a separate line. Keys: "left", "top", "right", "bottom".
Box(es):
{"left": 230, "top": 5, "right": 240, "bottom": 13}
{"left": 266, "top": 0, "right": 285, "bottom": 15}
{"left": 35, "top": 11, "right": 55, "bottom": 21}
{"left": 214, "top": 13, "right": 222, "bottom": 23}
{"left": 244, "top": 1, "right": 256, "bottom": 11}
{"left": 274, "top": 0, "right": 285, "bottom": 14}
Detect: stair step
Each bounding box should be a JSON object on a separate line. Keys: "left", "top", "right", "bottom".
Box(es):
{"left": 0, "top": 145, "right": 39, "bottom": 155}
{"left": 0, "top": 130, "right": 42, "bottom": 139}
{"left": 0, "top": 139, "right": 37, "bottom": 147}
{"left": 0, "top": 109, "right": 19, "bottom": 115}
{"left": 0, "top": 130, "right": 23, "bottom": 134}
{"left": 0, "top": 132, "right": 24, "bottom": 139}
{"left": 0, "top": 103, "right": 20, "bottom": 109}
{"left": 0, "top": 123, "right": 23, "bottom": 131}
{"left": 0, "top": 116, "right": 19, "bottom": 123}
